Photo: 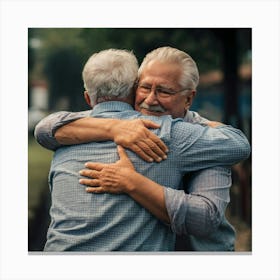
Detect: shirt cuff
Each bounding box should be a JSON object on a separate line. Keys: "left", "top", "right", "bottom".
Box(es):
{"left": 164, "top": 187, "right": 187, "bottom": 234}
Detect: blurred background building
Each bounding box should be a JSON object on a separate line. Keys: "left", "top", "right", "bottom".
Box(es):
{"left": 28, "top": 28, "right": 251, "bottom": 251}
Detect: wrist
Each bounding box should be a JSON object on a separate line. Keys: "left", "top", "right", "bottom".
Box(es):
{"left": 124, "top": 171, "right": 146, "bottom": 194}
{"left": 107, "top": 119, "right": 121, "bottom": 141}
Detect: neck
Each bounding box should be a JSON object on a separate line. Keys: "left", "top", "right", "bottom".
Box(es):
{"left": 96, "top": 96, "right": 134, "bottom": 107}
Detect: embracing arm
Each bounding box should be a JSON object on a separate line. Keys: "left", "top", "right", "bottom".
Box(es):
{"left": 165, "top": 167, "right": 232, "bottom": 236}
{"left": 56, "top": 117, "right": 168, "bottom": 162}
{"left": 173, "top": 122, "right": 251, "bottom": 169}
{"left": 184, "top": 111, "right": 250, "bottom": 165}
{"left": 119, "top": 172, "right": 169, "bottom": 223}
{"left": 34, "top": 111, "right": 168, "bottom": 162}
{"left": 80, "top": 146, "right": 170, "bottom": 223}
{"left": 34, "top": 110, "right": 90, "bottom": 150}
{"left": 79, "top": 147, "right": 231, "bottom": 236}
{"left": 34, "top": 111, "right": 125, "bottom": 149}
{"left": 80, "top": 117, "right": 250, "bottom": 231}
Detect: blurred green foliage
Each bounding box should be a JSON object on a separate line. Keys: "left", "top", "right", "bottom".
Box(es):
{"left": 28, "top": 28, "right": 251, "bottom": 111}
{"left": 28, "top": 138, "right": 53, "bottom": 250}
{"left": 28, "top": 138, "right": 53, "bottom": 221}
{"left": 29, "top": 28, "right": 251, "bottom": 71}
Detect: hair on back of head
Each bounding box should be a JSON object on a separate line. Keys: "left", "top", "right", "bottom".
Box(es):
{"left": 82, "top": 49, "right": 139, "bottom": 104}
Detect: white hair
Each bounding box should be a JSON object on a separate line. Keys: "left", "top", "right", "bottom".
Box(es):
{"left": 82, "top": 49, "right": 139, "bottom": 104}
{"left": 138, "top": 46, "right": 199, "bottom": 90}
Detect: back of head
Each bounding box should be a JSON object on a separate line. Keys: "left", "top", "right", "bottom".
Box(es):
{"left": 138, "top": 46, "right": 199, "bottom": 90}
{"left": 82, "top": 49, "right": 139, "bottom": 104}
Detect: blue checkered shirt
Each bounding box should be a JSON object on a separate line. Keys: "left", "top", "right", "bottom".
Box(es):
{"left": 42, "top": 102, "right": 250, "bottom": 251}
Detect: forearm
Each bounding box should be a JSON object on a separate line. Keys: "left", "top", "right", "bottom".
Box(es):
{"left": 82, "top": 146, "right": 170, "bottom": 222}
{"left": 34, "top": 110, "right": 90, "bottom": 150}
{"left": 176, "top": 123, "right": 251, "bottom": 169}
{"left": 55, "top": 118, "right": 119, "bottom": 144}
{"left": 218, "top": 125, "right": 251, "bottom": 163}
{"left": 208, "top": 125, "right": 251, "bottom": 165}
{"left": 125, "top": 172, "right": 170, "bottom": 224}
{"left": 165, "top": 167, "right": 231, "bottom": 236}
{"left": 185, "top": 111, "right": 249, "bottom": 165}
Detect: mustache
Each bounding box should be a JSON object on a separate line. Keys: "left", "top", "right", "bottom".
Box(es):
{"left": 139, "top": 102, "right": 165, "bottom": 113}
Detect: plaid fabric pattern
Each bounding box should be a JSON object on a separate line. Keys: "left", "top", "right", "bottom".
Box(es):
{"left": 44, "top": 102, "right": 250, "bottom": 251}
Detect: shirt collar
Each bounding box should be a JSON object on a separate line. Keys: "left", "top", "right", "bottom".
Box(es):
{"left": 183, "top": 110, "right": 194, "bottom": 122}
{"left": 90, "top": 101, "right": 134, "bottom": 117}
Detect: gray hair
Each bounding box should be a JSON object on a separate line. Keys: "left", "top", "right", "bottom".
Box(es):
{"left": 82, "top": 49, "right": 139, "bottom": 104}
{"left": 138, "top": 46, "right": 199, "bottom": 90}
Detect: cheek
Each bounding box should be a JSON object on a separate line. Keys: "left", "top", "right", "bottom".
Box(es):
{"left": 165, "top": 98, "right": 186, "bottom": 118}
{"left": 134, "top": 93, "right": 144, "bottom": 110}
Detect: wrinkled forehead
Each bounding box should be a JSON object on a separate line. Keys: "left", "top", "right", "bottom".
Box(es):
{"left": 139, "top": 60, "right": 182, "bottom": 86}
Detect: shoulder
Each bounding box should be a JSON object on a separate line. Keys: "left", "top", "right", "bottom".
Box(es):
{"left": 184, "top": 110, "right": 209, "bottom": 125}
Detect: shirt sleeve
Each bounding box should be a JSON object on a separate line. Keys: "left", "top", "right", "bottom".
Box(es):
{"left": 164, "top": 166, "right": 232, "bottom": 236}
{"left": 164, "top": 114, "right": 250, "bottom": 237}
{"left": 172, "top": 122, "right": 251, "bottom": 169}
{"left": 34, "top": 110, "right": 91, "bottom": 150}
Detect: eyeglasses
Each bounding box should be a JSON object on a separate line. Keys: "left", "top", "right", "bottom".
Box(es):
{"left": 136, "top": 83, "right": 192, "bottom": 99}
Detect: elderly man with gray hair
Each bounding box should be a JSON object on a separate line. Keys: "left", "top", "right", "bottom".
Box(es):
{"left": 36, "top": 47, "right": 250, "bottom": 252}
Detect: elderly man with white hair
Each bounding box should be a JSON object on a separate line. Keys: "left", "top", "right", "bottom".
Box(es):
{"left": 35, "top": 47, "right": 250, "bottom": 251}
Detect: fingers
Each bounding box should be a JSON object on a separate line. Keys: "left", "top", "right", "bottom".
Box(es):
{"left": 141, "top": 120, "right": 169, "bottom": 154}
{"left": 79, "top": 169, "right": 100, "bottom": 179}
{"left": 144, "top": 138, "right": 168, "bottom": 160}
{"left": 114, "top": 119, "right": 169, "bottom": 162}
{"left": 206, "top": 121, "right": 224, "bottom": 128}
{"left": 148, "top": 133, "right": 169, "bottom": 154}
{"left": 79, "top": 178, "right": 100, "bottom": 186}
{"left": 141, "top": 119, "right": 161, "bottom": 129}
{"left": 131, "top": 134, "right": 168, "bottom": 162}
{"left": 84, "top": 162, "right": 104, "bottom": 171}
{"left": 134, "top": 141, "right": 163, "bottom": 162}
{"left": 116, "top": 141, "right": 155, "bottom": 163}
{"left": 129, "top": 144, "right": 154, "bottom": 162}
{"left": 122, "top": 131, "right": 168, "bottom": 163}
{"left": 128, "top": 142, "right": 166, "bottom": 163}
{"left": 86, "top": 187, "right": 104, "bottom": 193}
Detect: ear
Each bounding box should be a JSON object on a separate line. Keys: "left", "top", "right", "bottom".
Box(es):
{"left": 84, "top": 91, "right": 93, "bottom": 107}
{"left": 185, "top": 90, "right": 196, "bottom": 111}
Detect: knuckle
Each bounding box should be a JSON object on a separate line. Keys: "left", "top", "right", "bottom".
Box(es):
{"left": 90, "top": 179, "right": 98, "bottom": 186}
{"left": 92, "top": 171, "right": 99, "bottom": 179}
{"left": 132, "top": 145, "right": 142, "bottom": 153}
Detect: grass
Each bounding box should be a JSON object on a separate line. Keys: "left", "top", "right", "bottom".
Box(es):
{"left": 28, "top": 137, "right": 53, "bottom": 221}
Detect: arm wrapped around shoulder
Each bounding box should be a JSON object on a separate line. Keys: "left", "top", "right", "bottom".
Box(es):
{"left": 34, "top": 110, "right": 91, "bottom": 151}
{"left": 214, "top": 125, "right": 251, "bottom": 164}
{"left": 172, "top": 121, "right": 251, "bottom": 169}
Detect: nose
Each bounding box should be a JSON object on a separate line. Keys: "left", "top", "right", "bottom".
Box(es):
{"left": 144, "top": 89, "right": 158, "bottom": 105}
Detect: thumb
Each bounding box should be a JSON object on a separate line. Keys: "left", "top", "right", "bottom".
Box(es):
{"left": 141, "top": 119, "right": 160, "bottom": 129}
{"left": 117, "top": 145, "right": 134, "bottom": 170}
{"left": 117, "top": 145, "right": 129, "bottom": 160}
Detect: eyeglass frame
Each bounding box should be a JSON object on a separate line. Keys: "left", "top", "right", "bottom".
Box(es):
{"left": 135, "top": 82, "right": 192, "bottom": 99}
